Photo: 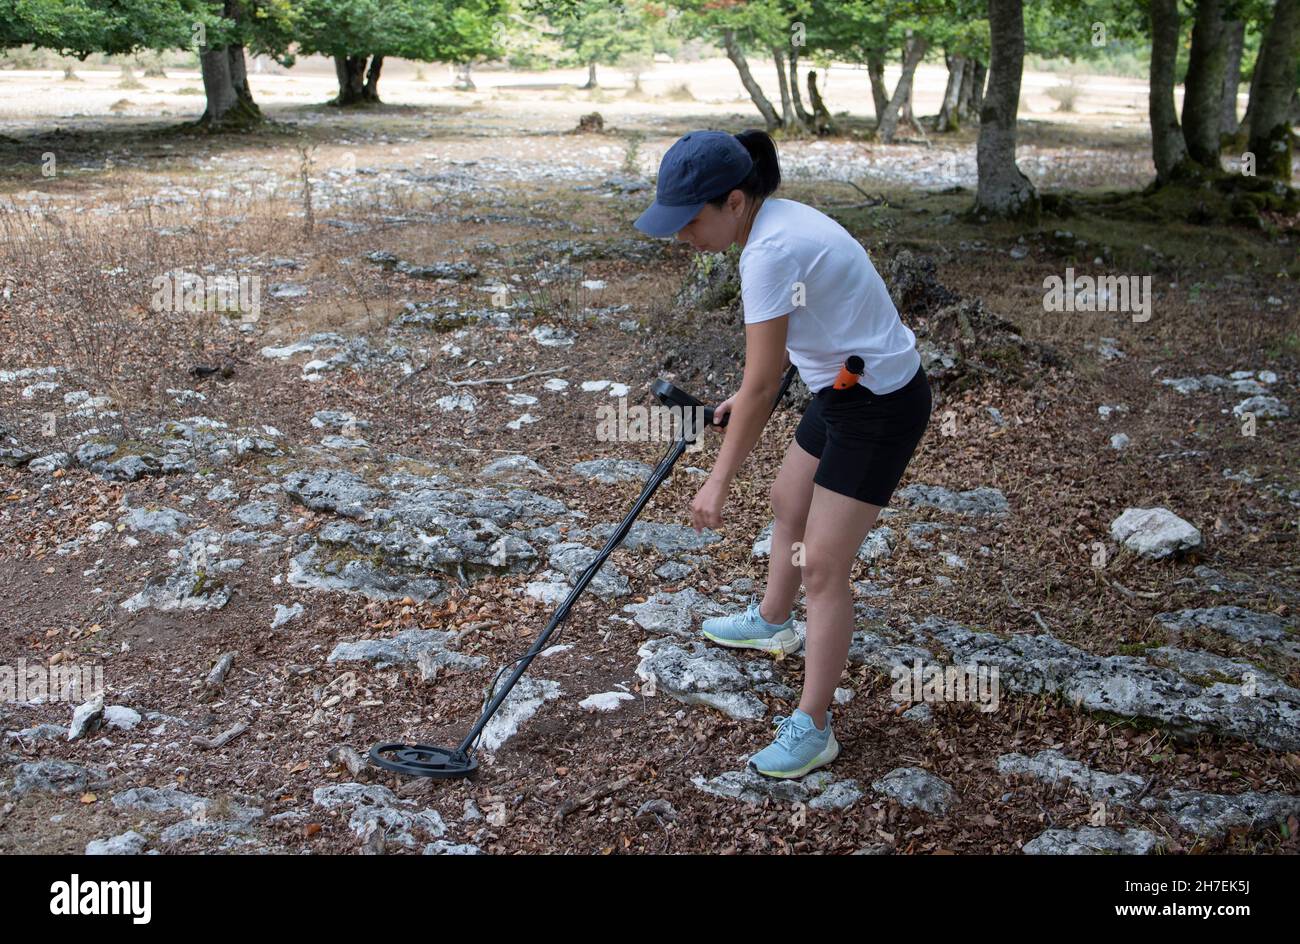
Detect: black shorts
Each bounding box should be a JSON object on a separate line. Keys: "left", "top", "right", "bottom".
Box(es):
{"left": 794, "top": 363, "right": 931, "bottom": 507}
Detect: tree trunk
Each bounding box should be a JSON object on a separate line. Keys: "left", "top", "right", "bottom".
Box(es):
{"left": 333, "top": 55, "right": 380, "bottom": 105}
{"left": 1220, "top": 17, "right": 1245, "bottom": 136}
{"left": 937, "top": 52, "right": 966, "bottom": 132}
{"left": 957, "top": 56, "right": 975, "bottom": 119}
{"left": 1247, "top": 0, "right": 1300, "bottom": 180}
{"left": 901, "top": 82, "right": 915, "bottom": 126}
{"left": 1181, "top": 0, "right": 1229, "bottom": 168}
{"left": 876, "top": 34, "right": 929, "bottom": 143}
{"left": 900, "top": 82, "right": 926, "bottom": 135}
{"left": 973, "top": 0, "right": 1037, "bottom": 219}
{"left": 969, "top": 59, "right": 988, "bottom": 117}
{"left": 582, "top": 61, "right": 598, "bottom": 89}
{"left": 772, "top": 46, "right": 796, "bottom": 128}
{"left": 454, "top": 62, "right": 475, "bottom": 91}
{"left": 199, "top": 44, "right": 260, "bottom": 129}
{"left": 229, "top": 45, "right": 255, "bottom": 109}
{"left": 200, "top": 45, "right": 237, "bottom": 121}
{"left": 788, "top": 44, "right": 812, "bottom": 128}
{"left": 808, "top": 69, "right": 833, "bottom": 134}
{"left": 722, "top": 28, "right": 780, "bottom": 131}
{"left": 1150, "top": 0, "right": 1190, "bottom": 182}
{"left": 866, "top": 48, "right": 889, "bottom": 121}
{"left": 365, "top": 55, "right": 383, "bottom": 102}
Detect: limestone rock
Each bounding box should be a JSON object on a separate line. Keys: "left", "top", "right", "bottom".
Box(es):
{"left": 1110, "top": 507, "right": 1202, "bottom": 559}
{"left": 1023, "top": 826, "right": 1160, "bottom": 855}
{"left": 871, "top": 766, "right": 958, "bottom": 814}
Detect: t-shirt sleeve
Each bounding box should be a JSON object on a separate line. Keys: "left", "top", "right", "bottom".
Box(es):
{"left": 739, "top": 244, "right": 803, "bottom": 324}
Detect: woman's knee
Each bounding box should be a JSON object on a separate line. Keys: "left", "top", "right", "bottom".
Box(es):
{"left": 769, "top": 480, "right": 809, "bottom": 531}
{"left": 801, "top": 548, "right": 851, "bottom": 596}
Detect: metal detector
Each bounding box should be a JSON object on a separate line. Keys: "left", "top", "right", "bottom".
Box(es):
{"left": 369, "top": 364, "right": 799, "bottom": 779}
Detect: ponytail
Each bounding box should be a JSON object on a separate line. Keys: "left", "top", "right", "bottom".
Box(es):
{"left": 734, "top": 129, "right": 781, "bottom": 198}
{"left": 707, "top": 128, "right": 781, "bottom": 207}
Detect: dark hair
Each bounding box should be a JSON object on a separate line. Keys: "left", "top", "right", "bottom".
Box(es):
{"left": 706, "top": 129, "right": 780, "bottom": 208}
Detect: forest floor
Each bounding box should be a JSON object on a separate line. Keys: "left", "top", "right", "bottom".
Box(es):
{"left": 0, "top": 75, "right": 1298, "bottom": 855}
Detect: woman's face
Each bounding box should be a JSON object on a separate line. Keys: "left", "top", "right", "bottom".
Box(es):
{"left": 674, "top": 190, "right": 746, "bottom": 252}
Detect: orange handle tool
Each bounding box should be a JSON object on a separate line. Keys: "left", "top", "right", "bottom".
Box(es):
{"left": 832, "top": 355, "right": 865, "bottom": 390}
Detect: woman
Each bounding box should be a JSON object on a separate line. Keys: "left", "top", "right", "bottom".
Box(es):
{"left": 634, "top": 129, "right": 931, "bottom": 779}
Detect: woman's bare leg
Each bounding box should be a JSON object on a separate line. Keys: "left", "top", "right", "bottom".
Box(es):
{"left": 797, "top": 485, "right": 883, "bottom": 729}
{"left": 759, "top": 438, "right": 820, "bottom": 625}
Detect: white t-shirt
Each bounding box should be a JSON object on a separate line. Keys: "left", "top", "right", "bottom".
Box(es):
{"left": 738, "top": 198, "right": 920, "bottom": 395}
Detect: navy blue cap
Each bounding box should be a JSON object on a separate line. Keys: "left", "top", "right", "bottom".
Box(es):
{"left": 634, "top": 131, "right": 753, "bottom": 237}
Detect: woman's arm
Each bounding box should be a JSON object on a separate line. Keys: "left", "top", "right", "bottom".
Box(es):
{"left": 708, "top": 314, "right": 789, "bottom": 487}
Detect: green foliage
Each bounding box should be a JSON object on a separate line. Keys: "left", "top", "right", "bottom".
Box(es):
{"left": 293, "top": 0, "right": 509, "bottom": 66}
{"left": 671, "top": 0, "right": 808, "bottom": 51}
{"left": 0, "top": 0, "right": 298, "bottom": 60}
{"left": 532, "top": 0, "right": 664, "bottom": 70}
{"left": 435, "top": 0, "right": 510, "bottom": 63}
{"left": 1, "top": 0, "right": 193, "bottom": 57}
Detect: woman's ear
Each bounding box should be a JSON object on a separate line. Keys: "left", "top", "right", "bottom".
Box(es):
{"left": 727, "top": 189, "right": 745, "bottom": 215}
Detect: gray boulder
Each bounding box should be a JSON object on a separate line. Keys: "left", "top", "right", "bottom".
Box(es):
{"left": 691, "top": 768, "right": 839, "bottom": 805}
{"left": 871, "top": 766, "right": 958, "bottom": 814}
{"left": 635, "top": 638, "right": 768, "bottom": 720}
{"left": 1110, "top": 507, "right": 1202, "bottom": 559}
{"left": 283, "top": 469, "right": 380, "bottom": 518}
{"left": 86, "top": 831, "right": 148, "bottom": 855}
{"left": 996, "top": 750, "right": 1145, "bottom": 807}
{"left": 622, "top": 588, "right": 728, "bottom": 638}
{"left": 478, "top": 676, "right": 563, "bottom": 752}
{"left": 1141, "top": 789, "right": 1300, "bottom": 838}
{"left": 9, "top": 759, "right": 109, "bottom": 796}
{"left": 915, "top": 616, "right": 1300, "bottom": 751}
{"left": 327, "top": 628, "right": 485, "bottom": 673}
{"left": 313, "top": 782, "right": 445, "bottom": 849}
{"left": 1154, "top": 607, "right": 1300, "bottom": 661}
{"left": 120, "top": 506, "right": 191, "bottom": 536}
{"left": 572, "top": 459, "right": 654, "bottom": 484}
{"left": 1023, "top": 826, "right": 1160, "bottom": 855}
{"left": 893, "top": 484, "right": 1009, "bottom": 516}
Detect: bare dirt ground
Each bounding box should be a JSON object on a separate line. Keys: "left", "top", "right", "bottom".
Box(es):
{"left": 0, "top": 61, "right": 1297, "bottom": 855}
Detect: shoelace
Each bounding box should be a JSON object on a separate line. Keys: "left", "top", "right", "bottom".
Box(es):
{"left": 770, "top": 713, "right": 826, "bottom": 751}
{"left": 770, "top": 714, "right": 802, "bottom": 751}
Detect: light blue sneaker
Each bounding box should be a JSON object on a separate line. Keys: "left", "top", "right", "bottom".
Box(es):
{"left": 748, "top": 708, "right": 840, "bottom": 779}
{"left": 700, "top": 597, "right": 801, "bottom": 656}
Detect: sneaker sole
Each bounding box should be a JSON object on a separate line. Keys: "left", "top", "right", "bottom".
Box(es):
{"left": 750, "top": 735, "right": 841, "bottom": 780}
{"left": 701, "top": 628, "right": 801, "bottom": 656}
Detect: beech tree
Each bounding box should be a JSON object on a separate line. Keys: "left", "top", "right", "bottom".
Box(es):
{"left": 542, "top": 0, "right": 661, "bottom": 90}
{"left": 1148, "top": 0, "right": 1190, "bottom": 181}
{"left": 972, "top": 0, "right": 1037, "bottom": 219}
{"left": 295, "top": 0, "right": 506, "bottom": 106}
{"left": 1246, "top": 0, "right": 1300, "bottom": 179}
{"left": 1145, "top": 0, "right": 1297, "bottom": 188}
{"left": 192, "top": 1, "right": 296, "bottom": 129}
{"left": 672, "top": 0, "right": 803, "bottom": 132}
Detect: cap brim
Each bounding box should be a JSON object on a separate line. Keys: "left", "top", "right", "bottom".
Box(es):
{"left": 634, "top": 199, "right": 705, "bottom": 238}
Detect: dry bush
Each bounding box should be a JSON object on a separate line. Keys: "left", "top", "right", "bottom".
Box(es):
{"left": 0, "top": 184, "right": 303, "bottom": 439}
{"left": 1046, "top": 77, "right": 1080, "bottom": 113}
